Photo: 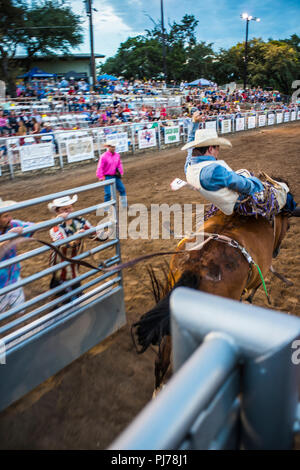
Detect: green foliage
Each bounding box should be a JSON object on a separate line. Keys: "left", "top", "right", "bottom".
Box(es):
{"left": 0, "top": 0, "right": 27, "bottom": 55}
{"left": 100, "top": 14, "right": 299, "bottom": 95}
{"left": 211, "top": 38, "right": 298, "bottom": 94}
{"left": 0, "top": 0, "right": 83, "bottom": 95}
{"left": 100, "top": 14, "right": 214, "bottom": 82}
{"left": 24, "top": 0, "right": 83, "bottom": 57}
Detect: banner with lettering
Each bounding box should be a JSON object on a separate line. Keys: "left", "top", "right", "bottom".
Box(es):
{"left": 221, "top": 119, "right": 231, "bottom": 134}
{"left": 205, "top": 120, "right": 217, "bottom": 130}
{"left": 268, "top": 114, "right": 275, "bottom": 126}
{"left": 235, "top": 117, "right": 245, "bottom": 131}
{"left": 247, "top": 116, "right": 256, "bottom": 129}
{"left": 105, "top": 132, "right": 129, "bottom": 153}
{"left": 164, "top": 126, "right": 180, "bottom": 144}
{"left": 66, "top": 137, "right": 94, "bottom": 163}
{"left": 20, "top": 143, "right": 54, "bottom": 172}
{"left": 258, "top": 115, "right": 266, "bottom": 127}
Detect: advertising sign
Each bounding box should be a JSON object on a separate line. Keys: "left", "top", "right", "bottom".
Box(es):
{"left": 20, "top": 143, "right": 54, "bottom": 172}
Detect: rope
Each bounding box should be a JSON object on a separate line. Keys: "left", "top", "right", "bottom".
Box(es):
{"left": 254, "top": 262, "right": 271, "bottom": 304}
{"left": 0, "top": 231, "right": 271, "bottom": 302}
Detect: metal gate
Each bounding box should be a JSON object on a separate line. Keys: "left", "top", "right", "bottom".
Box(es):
{"left": 110, "top": 288, "right": 300, "bottom": 450}
{"left": 0, "top": 180, "right": 126, "bottom": 411}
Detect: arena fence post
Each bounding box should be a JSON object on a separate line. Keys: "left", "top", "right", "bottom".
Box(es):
{"left": 131, "top": 126, "right": 135, "bottom": 154}
{"left": 56, "top": 135, "right": 64, "bottom": 169}
{"left": 110, "top": 288, "right": 300, "bottom": 450}
{"left": 157, "top": 122, "right": 161, "bottom": 150}
{"left": 7, "top": 139, "right": 15, "bottom": 180}
{"left": 111, "top": 179, "right": 123, "bottom": 288}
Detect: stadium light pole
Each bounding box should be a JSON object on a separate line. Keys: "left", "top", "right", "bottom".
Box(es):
{"left": 85, "top": 0, "right": 97, "bottom": 90}
{"left": 240, "top": 13, "right": 260, "bottom": 90}
{"left": 160, "top": 0, "right": 167, "bottom": 83}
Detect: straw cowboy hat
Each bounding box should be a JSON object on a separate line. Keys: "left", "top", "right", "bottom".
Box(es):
{"left": 181, "top": 128, "right": 232, "bottom": 151}
{"left": 48, "top": 195, "right": 78, "bottom": 213}
{"left": 0, "top": 198, "right": 17, "bottom": 210}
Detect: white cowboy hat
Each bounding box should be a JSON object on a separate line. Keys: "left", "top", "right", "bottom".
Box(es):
{"left": 48, "top": 195, "right": 78, "bottom": 213}
{"left": 181, "top": 129, "right": 232, "bottom": 151}
{"left": 0, "top": 198, "right": 17, "bottom": 210}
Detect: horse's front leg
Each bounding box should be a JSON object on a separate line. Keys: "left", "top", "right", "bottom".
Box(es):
{"left": 244, "top": 284, "right": 261, "bottom": 303}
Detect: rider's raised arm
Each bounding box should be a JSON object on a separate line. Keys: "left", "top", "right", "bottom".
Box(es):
{"left": 200, "top": 164, "right": 264, "bottom": 196}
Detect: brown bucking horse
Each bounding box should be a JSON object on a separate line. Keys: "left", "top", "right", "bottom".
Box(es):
{"left": 132, "top": 204, "right": 300, "bottom": 395}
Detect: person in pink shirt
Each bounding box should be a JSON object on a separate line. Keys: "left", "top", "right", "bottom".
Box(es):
{"left": 96, "top": 143, "right": 127, "bottom": 209}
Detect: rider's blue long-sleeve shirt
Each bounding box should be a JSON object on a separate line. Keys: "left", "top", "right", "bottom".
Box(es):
{"left": 184, "top": 121, "right": 264, "bottom": 196}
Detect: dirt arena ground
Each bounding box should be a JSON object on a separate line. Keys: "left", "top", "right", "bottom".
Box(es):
{"left": 0, "top": 122, "right": 299, "bottom": 449}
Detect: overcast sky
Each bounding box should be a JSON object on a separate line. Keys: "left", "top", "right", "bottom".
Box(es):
{"left": 71, "top": 0, "right": 299, "bottom": 61}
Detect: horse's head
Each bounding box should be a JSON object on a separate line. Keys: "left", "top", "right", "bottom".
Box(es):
{"left": 273, "top": 208, "right": 300, "bottom": 258}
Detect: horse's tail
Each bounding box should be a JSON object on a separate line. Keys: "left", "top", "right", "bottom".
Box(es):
{"left": 131, "top": 270, "right": 201, "bottom": 354}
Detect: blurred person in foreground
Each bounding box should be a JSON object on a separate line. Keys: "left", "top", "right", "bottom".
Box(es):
{"left": 0, "top": 199, "right": 37, "bottom": 312}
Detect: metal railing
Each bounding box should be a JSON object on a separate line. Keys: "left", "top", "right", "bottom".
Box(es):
{"left": 0, "top": 181, "right": 126, "bottom": 411}
{"left": 110, "top": 288, "right": 300, "bottom": 450}
{"left": 0, "top": 106, "right": 299, "bottom": 179}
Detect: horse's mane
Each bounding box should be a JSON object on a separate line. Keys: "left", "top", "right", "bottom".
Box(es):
{"left": 146, "top": 263, "right": 175, "bottom": 303}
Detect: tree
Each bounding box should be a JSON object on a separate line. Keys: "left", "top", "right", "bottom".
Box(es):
{"left": 212, "top": 38, "right": 298, "bottom": 94}
{"left": 99, "top": 14, "right": 214, "bottom": 83}
{"left": 23, "top": 0, "right": 83, "bottom": 60}
{"left": 184, "top": 42, "right": 215, "bottom": 82}
{"left": 249, "top": 41, "right": 298, "bottom": 94}
{"left": 0, "top": 0, "right": 83, "bottom": 95}
{"left": 0, "top": 0, "right": 27, "bottom": 93}
{"left": 99, "top": 36, "right": 163, "bottom": 79}
{"left": 94, "top": 13, "right": 300, "bottom": 94}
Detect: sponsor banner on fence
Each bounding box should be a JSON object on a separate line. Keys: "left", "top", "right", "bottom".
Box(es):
{"left": 221, "top": 119, "right": 231, "bottom": 134}
{"left": 205, "top": 120, "right": 217, "bottom": 130}
{"left": 268, "top": 114, "right": 275, "bottom": 126}
{"left": 247, "top": 116, "right": 256, "bottom": 129}
{"left": 164, "top": 126, "right": 180, "bottom": 144}
{"left": 138, "top": 128, "right": 157, "bottom": 149}
{"left": 258, "top": 115, "right": 266, "bottom": 127}
{"left": 66, "top": 137, "right": 94, "bottom": 163}
{"left": 291, "top": 111, "right": 296, "bottom": 121}
{"left": 284, "top": 112, "right": 290, "bottom": 122}
{"left": 235, "top": 117, "right": 245, "bottom": 131}
{"left": 20, "top": 143, "right": 54, "bottom": 172}
{"left": 105, "top": 132, "right": 129, "bottom": 153}
{"left": 276, "top": 113, "right": 283, "bottom": 124}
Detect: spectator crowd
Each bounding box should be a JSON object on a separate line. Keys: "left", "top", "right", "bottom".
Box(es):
{"left": 0, "top": 74, "right": 296, "bottom": 140}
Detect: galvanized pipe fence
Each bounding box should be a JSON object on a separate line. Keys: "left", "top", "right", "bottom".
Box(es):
{"left": 0, "top": 181, "right": 126, "bottom": 411}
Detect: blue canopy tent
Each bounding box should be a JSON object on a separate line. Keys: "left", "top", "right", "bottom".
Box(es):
{"left": 18, "top": 67, "right": 57, "bottom": 79}
{"left": 186, "top": 78, "right": 215, "bottom": 87}
{"left": 97, "top": 74, "right": 118, "bottom": 81}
